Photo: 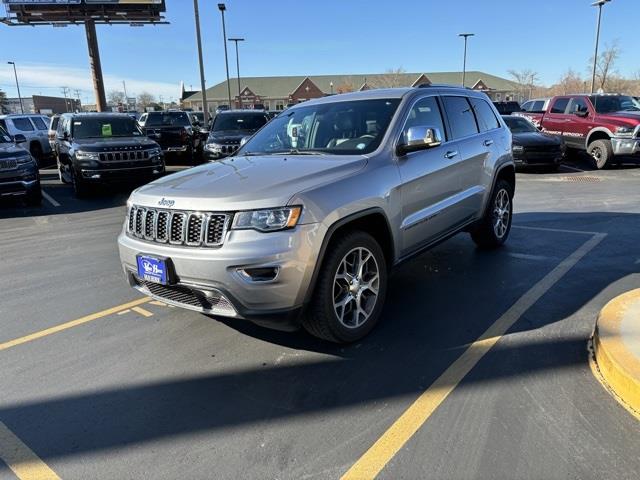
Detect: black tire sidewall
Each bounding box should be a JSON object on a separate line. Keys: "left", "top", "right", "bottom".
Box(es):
{"left": 313, "top": 231, "right": 388, "bottom": 343}
{"left": 588, "top": 140, "right": 611, "bottom": 169}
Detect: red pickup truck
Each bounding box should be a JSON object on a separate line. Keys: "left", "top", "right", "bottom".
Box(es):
{"left": 516, "top": 94, "right": 640, "bottom": 168}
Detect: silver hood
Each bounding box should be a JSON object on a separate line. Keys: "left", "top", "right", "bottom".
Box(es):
{"left": 130, "top": 154, "right": 367, "bottom": 212}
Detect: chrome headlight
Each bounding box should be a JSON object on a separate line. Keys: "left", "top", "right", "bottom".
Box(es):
{"left": 149, "top": 147, "right": 162, "bottom": 157}
{"left": 204, "top": 142, "right": 221, "bottom": 152}
{"left": 15, "top": 151, "right": 35, "bottom": 165}
{"left": 75, "top": 150, "right": 100, "bottom": 161}
{"left": 231, "top": 206, "right": 302, "bottom": 232}
{"left": 615, "top": 126, "right": 634, "bottom": 137}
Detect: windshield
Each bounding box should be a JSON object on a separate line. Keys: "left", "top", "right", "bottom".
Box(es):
{"left": 504, "top": 116, "right": 538, "bottom": 133}
{"left": 72, "top": 116, "right": 142, "bottom": 139}
{"left": 0, "top": 127, "right": 11, "bottom": 143}
{"left": 211, "top": 113, "right": 267, "bottom": 133}
{"left": 145, "top": 112, "right": 190, "bottom": 127}
{"left": 239, "top": 98, "right": 401, "bottom": 156}
{"left": 589, "top": 96, "right": 640, "bottom": 113}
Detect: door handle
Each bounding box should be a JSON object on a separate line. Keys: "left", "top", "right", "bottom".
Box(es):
{"left": 483, "top": 139, "right": 494, "bottom": 147}
{"left": 444, "top": 150, "right": 458, "bottom": 159}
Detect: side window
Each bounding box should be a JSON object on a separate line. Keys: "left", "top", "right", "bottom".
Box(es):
{"left": 12, "top": 117, "right": 35, "bottom": 131}
{"left": 470, "top": 98, "right": 500, "bottom": 132}
{"left": 139, "top": 114, "right": 147, "bottom": 125}
{"left": 31, "top": 116, "right": 48, "bottom": 130}
{"left": 531, "top": 100, "right": 544, "bottom": 111}
{"left": 0, "top": 119, "right": 6, "bottom": 131}
{"left": 442, "top": 96, "right": 479, "bottom": 139}
{"left": 403, "top": 96, "right": 447, "bottom": 141}
{"left": 550, "top": 98, "right": 570, "bottom": 114}
{"left": 521, "top": 101, "right": 532, "bottom": 112}
{"left": 566, "top": 97, "right": 589, "bottom": 114}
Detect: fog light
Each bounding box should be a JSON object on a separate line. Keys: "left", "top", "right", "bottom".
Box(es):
{"left": 238, "top": 267, "right": 279, "bottom": 282}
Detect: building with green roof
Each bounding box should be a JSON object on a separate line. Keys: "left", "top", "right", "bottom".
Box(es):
{"left": 182, "top": 71, "right": 520, "bottom": 112}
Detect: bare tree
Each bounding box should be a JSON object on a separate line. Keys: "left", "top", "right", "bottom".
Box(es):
{"left": 137, "top": 91, "right": 156, "bottom": 111}
{"left": 589, "top": 41, "right": 620, "bottom": 92}
{"left": 507, "top": 69, "right": 539, "bottom": 100}
{"left": 336, "top": 76, "right": 356, "bottom": 94}
{"left": 107, "top": 90, "right": 125, "bottom": 105}
{"left": 551, "top": 69, "right": 586, "bottom": 95}
{"left": 373, "top": 67, "right": 407, "bottom": 88}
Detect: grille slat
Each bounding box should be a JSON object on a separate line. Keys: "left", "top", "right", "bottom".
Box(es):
{"left": 127, "top": 206, "right": 228, "bottom": 248}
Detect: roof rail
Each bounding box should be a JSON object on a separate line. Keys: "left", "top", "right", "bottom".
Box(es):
{"left": 417, "top": 83, "right": 471, "bottom": 89}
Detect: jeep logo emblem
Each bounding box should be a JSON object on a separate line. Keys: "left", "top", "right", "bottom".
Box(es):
{"left": 158, "top": 198, "right": 175, "bottom": 208}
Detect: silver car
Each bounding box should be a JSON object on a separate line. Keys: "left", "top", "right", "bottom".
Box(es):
{"left": 118, "top": 85, "right": 514, "bottom": 343}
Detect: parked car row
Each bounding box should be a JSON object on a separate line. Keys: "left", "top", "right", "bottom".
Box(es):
{"left": 0, "top": 125, "right": 41, "bottom": 205}
{"left": 0, "top": 113, "right": 53, "bottom": 166}
{"left": 515, "top": 93, "right": 640, "bottom": 168}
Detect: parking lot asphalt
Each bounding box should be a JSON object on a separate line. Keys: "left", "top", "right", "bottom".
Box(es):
{"left": 1, "top": 157, "right": 640, "bottom": 480}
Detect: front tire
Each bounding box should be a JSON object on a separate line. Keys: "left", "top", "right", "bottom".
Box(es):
{"left": 303, "top": 231, "right": 388, "bottom": 343}
{"left": 587, "top": 139, "right": 613, "bottom": 169}
{"left": 470, "top": 179, "right": 513, "bottom": 249}
{"left": 71, "top": 167, "right": 89, "bottom": 198}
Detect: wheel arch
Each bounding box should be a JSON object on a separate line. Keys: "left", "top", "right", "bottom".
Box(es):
{"left": 586, "top": 128, "right": 612, "bottom": 148}
{"left": 302, "top": 208, "right": 395, "bottom": 305}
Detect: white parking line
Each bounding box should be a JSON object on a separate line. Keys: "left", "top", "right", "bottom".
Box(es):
{"left": 41, "top": 189, "right": 60, "bottom": 207}
{"left": 513, "top": 225, "right": 601, "bottom": 236}
{"left": 508, "top": 252, "right": 549, "bottom": 261}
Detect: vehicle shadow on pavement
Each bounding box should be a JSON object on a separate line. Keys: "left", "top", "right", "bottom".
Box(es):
{"left": 1, "top": 211, "right": 639, "bottom": 463}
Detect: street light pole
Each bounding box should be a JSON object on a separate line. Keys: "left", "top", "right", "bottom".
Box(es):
{"left": 218, "top": 3, "right": 232, "bottom": 109}
{"left": 228, "top": 38, "right": 244, "bottom": 105}
{"left": 590, "top": 0, "right": 611, "bottom": 94}
{"left": 458, "top": 33, "right": 474, "bottom": 87}
{"left": 193, "top": 0, "right": 209, "bottom": 126}
{"left": 7, "top": 62, "right": 23, "bottom": 113}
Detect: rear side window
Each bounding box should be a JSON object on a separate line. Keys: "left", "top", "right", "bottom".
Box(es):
{"left": 531, "top": 100, "right": 545, "bottom": 111}
{"left": 31, "top": 116, "right": 48, "bottom": 130}
{"left": 550, "top": 98, "right": 570, "bottom": 114}
{"left": 442, "top": 96, "right": 479, "bottom": 139}
{"left": 470, "top": 98, "right": 500, "bottom": 132}
{"left": 403, "top": 96, "right": 447, "bottom": 141}
{"left": 12, "top": 117, "right": 35, "bottom": 131}
{"left": 521, "top": 101, "right": 533, "bottom": 111}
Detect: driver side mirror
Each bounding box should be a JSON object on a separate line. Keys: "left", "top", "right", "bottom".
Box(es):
{"left": 13, "top": 134, "right": 26, "bottom": 144}
{"left": 397, "top": 126, "right": 443, "bottom": 156}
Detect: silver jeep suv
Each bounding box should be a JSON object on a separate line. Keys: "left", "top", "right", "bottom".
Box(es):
{"left": 118, "top": 85, "right": 514, "bottom": 343}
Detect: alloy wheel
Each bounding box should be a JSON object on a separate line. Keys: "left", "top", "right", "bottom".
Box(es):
{"left": 492, "top": 188, "right": 511, "bottom": 239}
{"left": 332, "top": 247, "right": 380, "bottom": 329}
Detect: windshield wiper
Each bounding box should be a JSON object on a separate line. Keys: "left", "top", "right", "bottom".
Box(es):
{"left": 276, "top": 149, "right": 331, "bottom": 155}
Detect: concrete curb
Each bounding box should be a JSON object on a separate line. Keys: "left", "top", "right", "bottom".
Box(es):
{"left": 592, "top": 289, "right": 640, "bottom": 419}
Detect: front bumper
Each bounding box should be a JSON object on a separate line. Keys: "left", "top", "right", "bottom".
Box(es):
{"left": 0, "top": 178, "right": 39, "bottom": 197}
{"left": 79, "top": 164, "right": 165, "bottom": 182}
{"left": 118, "top": 223, "right": 322, "bottom": 326}
{"left": 611, "top": 136, "right": 640, "bottom": 156}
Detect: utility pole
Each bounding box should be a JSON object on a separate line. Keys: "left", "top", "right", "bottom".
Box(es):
{"left": 193, "top": 0, "right": 209, "bottom": 126}
{"left": 218, "top": 3, "right": 232, "bottom": 109}
{"left": 228, "top": 37, "right": 244, "bottom": 103}
{"left": 7, "top": 62, "right": 23, "bottom": 113}
{"left": 590, "top": 0, "right": 611, "bottom": 94}
{"left": 74, "top": 89, "right": 82, "bottom": 111}
{"left": 85, "top": 19, "right": 107, "bottom": 111}
{"left": 458, "top": 33, "right": 474, "bottom": 87}
{"left": 122, "top": 80, "right": 129, "bottom": 110}
{"left": 61, "top": 86, "right": 70, "bottom": 112}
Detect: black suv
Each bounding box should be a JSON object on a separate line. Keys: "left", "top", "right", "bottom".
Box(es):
{"left": 203, "top": 110, "right": 270, "bottom": 160}
{"left": 56, "top": 113, "right": 164, "bottom": 197}
{"left": 138, "top": 111, "right": 201, "bottom": 163}
{"left": 493, "top": 101, "right": 523, "bottom": 115}
{"left": 0, "top": 127, "right": 41, "bottom": 205}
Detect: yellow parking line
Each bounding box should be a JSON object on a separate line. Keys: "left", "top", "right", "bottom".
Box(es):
{"left": 341, "top": 232, "right": 606, "bottom": 479}
{"left": 0, "top": 421, "right": 61, "bottom": 480}
{"left": 149, "top": 300, "right": 167, "bottom": 307}
{"left": 132, "top": 306, "right": 153, "bottom": 318}
{"left": 0, "top": 298, "right": 151, "bottom": 352}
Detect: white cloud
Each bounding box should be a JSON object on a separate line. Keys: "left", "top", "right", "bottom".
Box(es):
{"left": 0, "top": 62, "right": 181, "bottom": 103}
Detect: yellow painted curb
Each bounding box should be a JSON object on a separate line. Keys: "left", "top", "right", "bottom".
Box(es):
{"left": 592, "top": 289, "right": 640, "bottom": 419}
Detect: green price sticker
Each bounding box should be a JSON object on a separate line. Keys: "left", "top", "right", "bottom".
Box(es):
{"left": 102, "top": 124, "right": 113, "bottom": 136}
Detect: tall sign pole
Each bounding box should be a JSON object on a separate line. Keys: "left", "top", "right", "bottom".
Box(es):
{"left": 193, "top": 0, "right": 209, "bottom": 126}
{"left": 85, "top": 20, "right": 107, "bottom": 112}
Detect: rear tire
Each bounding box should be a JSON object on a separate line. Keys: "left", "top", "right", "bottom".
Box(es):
{"left": 470, "top": 179, "right": 513, "bottom": 249}
{"left": 587, "top": 139, "right": 613, "bottom": 170}
{"left": 57, "top": 160, "right": 71, "bottom": 184}
{"left": 303, "top": 231, "right": 388, "bottom": 343}
{"left": 30, "top": 143, "right": 43, "bottom": 168}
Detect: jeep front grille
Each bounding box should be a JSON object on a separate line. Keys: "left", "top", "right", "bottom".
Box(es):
{"left": 127, "top": 206, "right": 229, "bottom": 247}
{"left": 99, "top": 150, "right": 150, "bottom": 162}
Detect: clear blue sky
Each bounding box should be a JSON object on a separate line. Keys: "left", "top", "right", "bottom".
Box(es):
{"left": 0, "top": 0, "right": 636, "bottom": 103}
